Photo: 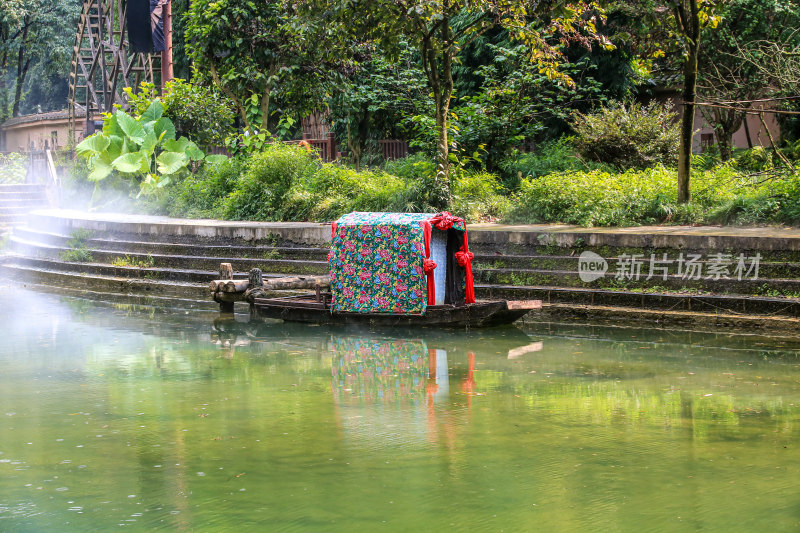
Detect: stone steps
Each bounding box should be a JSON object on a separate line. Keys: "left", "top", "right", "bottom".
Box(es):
{"left": 11, "top": 229, "right": 800, "bottom": 293}
{"left": 0, "top": 184, "right": 48, "bottom": 228}
{"left": 0, "top": 184, "right": 46, "bottom": 193}
{"left": 11, "top": 227, "right": 330, "bottom": 259}
{"left": 477, "top": 284, "right": 800, "bottom": 317}
{"left": 8, "top": 237, "right": 330, "bottom": 275}
{"left": 10, "top": 280, "right": 222, "bottom": 312}
{"left": 476, "top": 267, "right": 800, "bottom": 295}
{"left": 4, "top": 209, "right": 800, "bottom": 323}
{"left": 539, "top": 302, "right": 800, "bottom": 333}
{"left": 0, "top": 199, "right": 42, "bottom": 208}
{"left": 0, "top": 261, "right": 211, "bottom": 299}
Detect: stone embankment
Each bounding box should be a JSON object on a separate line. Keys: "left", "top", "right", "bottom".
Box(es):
{"left": 2, "top": 209, "right": 800, "bottom": 330}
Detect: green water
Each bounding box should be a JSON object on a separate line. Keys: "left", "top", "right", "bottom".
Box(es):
{"left": 0, "top": 289, "right": 799, "bottom": 532}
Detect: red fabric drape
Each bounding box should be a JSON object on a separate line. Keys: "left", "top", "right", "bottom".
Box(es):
{"left": 331, "top": 221, "right": 337, "bottom": 239}
{"left": 421, "top": 221, "right": 436, "bottom": 306}
{"left": 427, "top": 212, "right": 476, "bottom": 305}
{"left": 455, "top": 230, "right": 476, "bottom": 304}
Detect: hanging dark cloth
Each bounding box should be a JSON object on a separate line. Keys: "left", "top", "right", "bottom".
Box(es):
{"left": 150, "top": 0, "right": 167, "bottom": 52}
{"left": 127, "top": 0, "right": 153, "bottom": 53}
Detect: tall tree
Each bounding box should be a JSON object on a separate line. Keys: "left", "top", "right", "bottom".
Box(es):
{"left": 185, "top": 0, "right": 339, "bottom": 133}
{"left": 667, "top": 0, "right": 722, "bottom": 203}
{"left": 697, "top": 0, "right": 799, "bottom": 160}
{"left": 730, "top": 3, "right": 800, "bottom": 144}
{"left": 329, "top": 0, "right": 611, "bottom": 209}
{"left": 0, "top": 0, "right": 25, "bottom": 120}
{"left": 0, "top": 0, "right": 79, "bottom": 119}
{"left": 327, "top": 42, "right": 428, "bottom": 170}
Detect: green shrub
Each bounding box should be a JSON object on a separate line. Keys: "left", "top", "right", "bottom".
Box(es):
{"left": 125, "top": 79, "right": 236, "bottom": 148}
{"left": 221, "top": 143, "right": 320, "bottom": 221}
{"left": 572, "top": 102, "right": 680, "bottom": 170}
{"left": 734, "top": 146, "right": 774, "bottom": 172}
{"left": 383, "top": 153, "right": 435, "bottom": 182}
{"left": 504, "top": 160, "right": 800, "bottom": 227}
{"left": 506, "top": 167, "right": 674, "bottom": 226}
{"left": 451, "top": 171, "right": 510, "bottom": 222}
{"left": 159, "top": 148, "right": 507, "bottom": 223}
{"left": 167, "top": 157, "right": 244, "bottom": 218}
{"left": 500, "top": 139, "right": 611, "bottom": 188}
{"left": 284, "top": 164, "right": 416, "bottom": 221}
{"left": 383, "top": 154, "right": 443, "bottom": 211}
{"left": 0, "top": 152, "right": 27, "bottom": 183}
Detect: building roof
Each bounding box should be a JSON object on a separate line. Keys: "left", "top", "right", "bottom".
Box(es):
{"left": 1, "top": 109, "right": 86, "bottom": 129}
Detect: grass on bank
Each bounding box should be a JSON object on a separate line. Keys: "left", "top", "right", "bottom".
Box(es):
{"left": 152, "top": 147, "right": 509, "bottom": 223}
{"left": 78, "top": 139, "right": 800, "bottom": 228}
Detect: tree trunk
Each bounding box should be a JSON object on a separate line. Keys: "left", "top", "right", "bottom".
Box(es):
{"left": 716, "top": 129, "right": 732, "bottom": 161}
{"left": 433, "top": 87, "right": 450, "bottom": 208}
{"left": 677, "top": 3, "right": 700, "bottom": 204}
{"left": 209, "top": 62, "right": 250, "bottom": 130}
{"left": 743, "top": 115, "right": 753, "bottom": 149}
{"left": 0, "top": 48, "right": 8, "bottom": 123}
{"left": 260, "top": 90, "right": 270, "bottom": 132}
{"left": 12, "top": 20, "right": 29, "bottom": 117}
{"left": 705, "top": 107, "right": 743, "bottom": 162}
{"left": 422, "top": 21, "right": 454, "bottom": 211}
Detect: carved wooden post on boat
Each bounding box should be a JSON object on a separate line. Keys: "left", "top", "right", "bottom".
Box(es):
{"left": 218, "top": 263, "right": 234, "bottom": 313}
{"left": 248, "top": 268, "right": 263, "bottom": 288}
{"left": 247, "top": 268, "right": 263, "bottom": 316}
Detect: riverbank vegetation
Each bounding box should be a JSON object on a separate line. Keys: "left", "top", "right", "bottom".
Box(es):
{"left": 61, "top": 0, "right": 800, "bottom": 227}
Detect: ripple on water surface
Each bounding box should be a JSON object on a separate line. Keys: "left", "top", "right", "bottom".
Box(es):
{"left": 0, "top": 288, "right": 798, "bottom": 531}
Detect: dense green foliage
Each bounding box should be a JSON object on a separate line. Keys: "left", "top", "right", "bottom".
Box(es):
{"left": 698, "top": 0, "right": 800, "bottom": 159}
{"left": 124, "top": 79, "right": 236, "bottom": 149}
{"left": 184, "top": 0, "right": 335, "bottom": 133}
{"left": 572, "top": 102, "right": 680, "bottom": 169}
{"left": 0, "top": 152, "right": 26, "bottom": 183}
{"left": 500, "top": 139, "right": 611, "bottom": 188}
{"left": 80, "top": 132, "right": 800, "bottom": 228}
{"left": 505, "top": 159, "right": 800, "bottom": 227}
{"left": 154, "top": 144, "right": 506, "bottom": 223}
{"left": 0, "top": 0, "right": 80, "bottom": 120}
{"left": 75, "top": 100, "right": 223, "bottom": 198}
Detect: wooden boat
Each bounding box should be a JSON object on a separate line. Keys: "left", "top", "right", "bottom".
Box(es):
{"left": 251, "top": 292, "right": 541, "bottom": 328}
{"left": 213, "top": 211, "right": 542, "bottom": 327}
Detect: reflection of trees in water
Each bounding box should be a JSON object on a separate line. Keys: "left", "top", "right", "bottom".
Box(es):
{"left": 10, "top": 289, "right": 799, "bottom": 441}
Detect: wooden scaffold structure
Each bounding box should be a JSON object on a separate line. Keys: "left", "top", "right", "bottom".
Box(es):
{"left": 67, "top": 0, "right": 168, "bottom": 139}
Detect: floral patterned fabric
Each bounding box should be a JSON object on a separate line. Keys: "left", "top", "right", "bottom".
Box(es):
{"left": 330, "top": 336, "right": 429, "bottom": 403}
{"left": 329, "top": 212, "right": 434, "bottom": 315}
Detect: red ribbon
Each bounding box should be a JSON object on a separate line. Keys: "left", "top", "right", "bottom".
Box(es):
{"left": 421, "top": 214, "right": 476, "bottom": 306}
{"left": 455, "top": 249, "right": 474, "bottom": 267}
{"left": 331, "top": 221, "right": 337, "bottom": 239}
{"left": 455, "top": 241, "right": 476, "bottom": 304}
{"left": 421, "top": 221, "right": 436, "bottom": 306}
{"left": 429, "top": 211, "right": 459, "bottom": 231}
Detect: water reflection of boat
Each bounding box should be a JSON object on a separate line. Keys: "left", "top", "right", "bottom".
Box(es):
{"left": 211, "top": 318, "right": 539, "bottom": 358}
{"left": 331, "top": 337, "right": 431, "bottom": 403}
{"left": 327, "top": 326, "right": 540, "bottom": 402}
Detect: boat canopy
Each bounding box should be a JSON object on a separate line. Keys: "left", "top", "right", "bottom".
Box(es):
{"left": 328, "top": 212, "right": 475, "bottom": 315}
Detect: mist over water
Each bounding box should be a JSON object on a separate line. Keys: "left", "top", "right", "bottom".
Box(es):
{"left": 0, "top": 286, "right": 798, "bottom": 531}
